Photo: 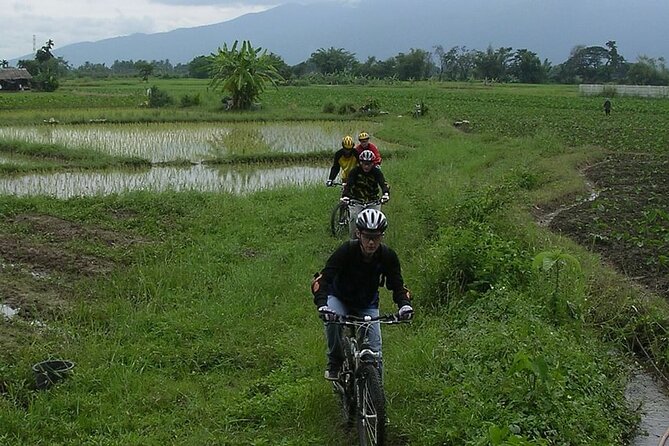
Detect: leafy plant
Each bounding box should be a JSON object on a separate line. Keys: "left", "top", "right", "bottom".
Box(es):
{"left": 532, "top": 249, "right": 584, "bottom": 321}
{"left": 337, "top": 102, "right": 356, "bottom": 114}
{"left": 147, "top": 85, "right": 174, "bottom": 107}
{"left": 179, "top": 93, "right": 201, "bottom": 107}
{"left": 358, "top": 96, "right": 381, "bottom": 115}
{"left": 321, "top": 101, "right": 336, "bottom": 113}
{"left": 422, "top": 222, "right": 531, "bottom": 308}
{"left": 209, "top": 40, "right": 283, "bottom": 110}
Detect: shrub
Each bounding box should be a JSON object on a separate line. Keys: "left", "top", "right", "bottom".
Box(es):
{"left": 337, "top": 103, "right": 356, "bottom": 115}
{"left": 358, "top": 97, "right": 381, "bottom": 116}
{"left": 147, "top": 85, "right": 174, "bottom": 108}
{"left": 321, "top": 101, "right": 336, "bottom": 113}
{"left": 421, "top": 222, "right": 531, "bottom": 308}
{"left": 179, "top": 93, "right": 201, "bottom": 108}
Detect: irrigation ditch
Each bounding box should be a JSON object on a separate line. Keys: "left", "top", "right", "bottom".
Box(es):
{"left": 535, "top": 152, "right": 669, "bottom": 445}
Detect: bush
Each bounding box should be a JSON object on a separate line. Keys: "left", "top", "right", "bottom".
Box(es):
{"left": 179, "top": 93, "right": 201, "bottom": 108}
{"left": 147, "top": 85, "right": 174, "bottom": 108}
{"left": 321, "top": 101, "right": 336, "bottom": 113}
{"left": 358, "top": 97, "right": 381, "bottom": 116}
{"left": 421, "top": 222, "right": 531, "bottom": 308}
{"left": 337, "top": 103, "right": 356, "bottom": 115}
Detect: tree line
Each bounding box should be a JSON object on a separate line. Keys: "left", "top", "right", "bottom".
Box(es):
{"left": 12, "top": 39, "right": 669, "bottom": 91}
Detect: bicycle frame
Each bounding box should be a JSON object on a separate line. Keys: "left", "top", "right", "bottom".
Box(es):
{"left": 325, "top": 314, "right": 407, "bottom": 445}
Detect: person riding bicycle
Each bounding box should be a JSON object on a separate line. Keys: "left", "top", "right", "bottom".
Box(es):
{"left": 326, "top": 135, "right": 358, "bottom": 187}
{"left": 311, "top": 209, "right": 413, "bottom": 380}
{"left": 341, "top": 150, "right": 390, "bottom": 238}
{"left": 355, "top": 131, "right": 382, "bottom": 167}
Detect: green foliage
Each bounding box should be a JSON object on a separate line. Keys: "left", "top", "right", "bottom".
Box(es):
{"left": 134, "top": 61, "right": 155, "bottom": 81}
{"left": 358, "top": 96, "right": 381, "bottom": 115}
{"left": 0, "top": 80, "right": 665, "bottom": 445}
{"left": 321, "top": 101, "right": 336, "bottom": 113}
{"left": 18, "top": 39, "right": 67, "bottom": 92}
{"left": 421, "top": 222, "right": 531, "bottom": 308}
{"left": 209, "top": 40, "right": 283, "bottom": 110}
{"left": 147, "top": 85, "right": 174, "bottom": 107}
{"left": 336, "top": 102, "right": 356, "bottom": 114}
{"left": 533, "top": 249, "right": 584, "bottom": 321}
{"left": 179, "top": 93, "right": 201, "bottom": 107}
{"left": 307, "top": 47, "right": 357, "bottom": 74}
{"left": 187, "top": 55, "right": 212, "bottom": 79}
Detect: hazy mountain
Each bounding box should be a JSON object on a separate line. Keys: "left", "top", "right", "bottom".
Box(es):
{"left": 16, "top": 0, "right": 669, "bottom": 68}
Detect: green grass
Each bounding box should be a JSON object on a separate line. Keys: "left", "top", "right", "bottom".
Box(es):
{"left": 0, "top": 79, "right": 667, "bottom": 445}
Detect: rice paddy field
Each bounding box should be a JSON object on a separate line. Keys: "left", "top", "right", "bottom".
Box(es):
{"left": 0, "top": 78, "right": 668, "bottom": 445}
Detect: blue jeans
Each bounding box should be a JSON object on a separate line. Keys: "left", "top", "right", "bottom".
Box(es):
{"left": 325, "top": 295, "right": 382, "bottom": 370}
{"left": 348, "top": 202, "right": 381, "bottom": 239}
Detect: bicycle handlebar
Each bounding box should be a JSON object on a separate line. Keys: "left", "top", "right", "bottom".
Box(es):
{"left": 323, "top": 313, "right": 410, "bottom": 325}
{"left": 346, "top": 198, "right": 382, "bottom": 206}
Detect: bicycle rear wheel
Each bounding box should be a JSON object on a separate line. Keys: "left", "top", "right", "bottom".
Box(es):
{"left": 356, "top": 364, "right": 386, "bottom": 446}
{"left": 330, "top": 202, "right": 349, "bottom": 237}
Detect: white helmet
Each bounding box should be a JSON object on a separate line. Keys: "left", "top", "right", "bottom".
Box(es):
{"left": 359, "top": 150, "right": 375, "bottom": 162}
{"left": 356, "top": 209, "right": 388, "bottom": 232}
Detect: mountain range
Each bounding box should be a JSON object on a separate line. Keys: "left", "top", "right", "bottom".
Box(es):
{"left": 15, "top": 0, "right": 669, "bottom": 68}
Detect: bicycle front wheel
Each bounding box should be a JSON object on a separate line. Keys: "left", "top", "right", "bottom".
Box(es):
{"left": 356, "top": 364, "right": 386, "bottom": 446}
{"left": 330, "top": 202, "right": 349, "bottom": 237}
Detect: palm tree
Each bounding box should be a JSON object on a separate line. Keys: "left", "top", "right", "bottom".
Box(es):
{"left": 209, "top": 40, "right": 283, "bottom": 110}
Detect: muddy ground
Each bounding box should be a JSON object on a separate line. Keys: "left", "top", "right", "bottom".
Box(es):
{"left": 545, "top": 152, "right": 669, "bottom": 299}
{"left": 0, "top": 213, "right": 147, "bottom": 359}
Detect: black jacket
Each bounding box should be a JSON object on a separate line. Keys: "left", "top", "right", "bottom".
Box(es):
{"left": 312, "top": 240, "right": 411, "bottom": 310}
{"left": 342, "top": 166, "right": 389, "bottom": 202}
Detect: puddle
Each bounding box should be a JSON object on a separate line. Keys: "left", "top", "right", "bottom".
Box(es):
{"left": 1, "top": 304, "right": 19, "bottom": 320}
{"left": 626, "top": 367, "right": 669, "bottom": 445}
{"left": 0, "top": 122, "right": 375, "bottom": 163}
{"left": 0, "top": 164, "right": 329, "bottom": 198}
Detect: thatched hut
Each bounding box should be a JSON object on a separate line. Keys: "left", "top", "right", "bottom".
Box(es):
{"left": 0, "top": 68, "right": 32, "bottom": 91}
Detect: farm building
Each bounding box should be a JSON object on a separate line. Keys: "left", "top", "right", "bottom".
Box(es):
{"left": 0, "top": 68, "right": 32, "bottom": 91}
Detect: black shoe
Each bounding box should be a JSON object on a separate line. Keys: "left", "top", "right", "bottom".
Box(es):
{"left": 324, "top": 366, "right": 340, "bottom": 380}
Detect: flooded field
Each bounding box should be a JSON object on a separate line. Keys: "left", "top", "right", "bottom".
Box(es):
{"left": 0, "top": 121, "right": 376, "bottom": 163}
{"left": 0, "top": 164, "right": 329, "bottom": 198}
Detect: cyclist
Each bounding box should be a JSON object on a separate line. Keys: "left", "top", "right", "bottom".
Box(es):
{"left": 355, "top": 131, "right": 382, "bottom": 167}
{"left": 326, "top": 135, "right": 358, "bottom": 187}
{"left": 341, "top": 150, "right": 389, "bottom": 238}
{"left": 311, "top": 209, "right": 414, "bottom": 380}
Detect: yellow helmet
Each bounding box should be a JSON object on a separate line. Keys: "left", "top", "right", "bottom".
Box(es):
{"left": 342, "top": 135, "right": 354, "bottom": 149}
{"left": 358, "top": 131, "right": 370, "bottom": 141}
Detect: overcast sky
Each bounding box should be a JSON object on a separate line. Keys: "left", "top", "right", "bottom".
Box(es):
{"left": 1, "top": 0, "right": 348, "bottom": 61}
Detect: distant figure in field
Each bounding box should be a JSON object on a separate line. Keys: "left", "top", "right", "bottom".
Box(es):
{"left": 603, "top": 98, "right": 612, "bottom": 116}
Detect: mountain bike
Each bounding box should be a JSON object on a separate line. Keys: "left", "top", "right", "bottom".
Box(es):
{"left": 331, "top": 197, "right": 383, "bottom": 238}
{"left": 328, "top": 182, "right": 348, "bottom": 237}
{"left": 325, "top": 313, "right": 408, "bottom": 446}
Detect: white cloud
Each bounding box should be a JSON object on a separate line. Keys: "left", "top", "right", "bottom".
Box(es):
{"left": 1, "top": 0, "right": 273, "bottom": 60}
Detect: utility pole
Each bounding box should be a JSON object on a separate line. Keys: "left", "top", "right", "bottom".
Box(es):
{"left": 33, "top": 35, "right": 36, "bottom": 53}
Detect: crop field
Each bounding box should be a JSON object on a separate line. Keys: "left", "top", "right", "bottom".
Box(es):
{"left": 0, "top": 78, "right": 668, "bottom": 445}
